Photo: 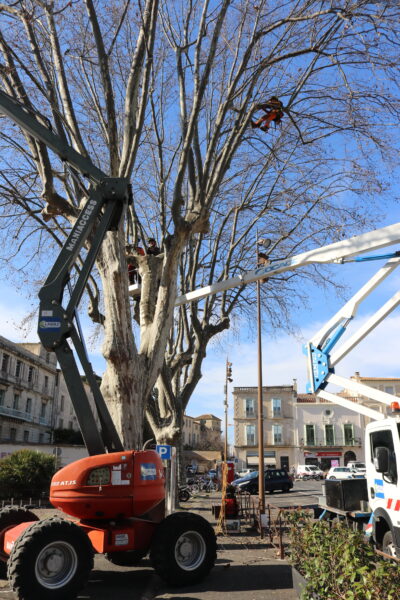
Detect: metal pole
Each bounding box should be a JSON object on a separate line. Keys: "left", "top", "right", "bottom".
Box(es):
{"left": 256, "top": 235, "right": 266, "bottom": 516}
{"left": 224, "top": 359, "right": 228, "bottom": 462}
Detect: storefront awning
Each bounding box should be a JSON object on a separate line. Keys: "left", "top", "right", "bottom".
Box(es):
{"left": 247, "top": 456, "right": 276, "bottom": 466}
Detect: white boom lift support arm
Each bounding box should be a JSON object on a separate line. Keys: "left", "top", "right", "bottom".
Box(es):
{"left": 131, "top": 223, "right": 400, "bottom": 420}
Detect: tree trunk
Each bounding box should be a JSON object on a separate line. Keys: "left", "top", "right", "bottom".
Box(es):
{"left": 97, "top": 229, "right": 145, "bottom": 449}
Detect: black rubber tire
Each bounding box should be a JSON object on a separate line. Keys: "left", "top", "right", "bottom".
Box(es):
{"left": 179, "top": 489, "right": 190, "bottom": 503}
{"left": 7, "top": 517, "right": 94, "bottom": 600}
{"left": 150, "top": 511, "right": 216, "bottom": 586}
{"left": 382, "top": 530, "right": 396, "bottom": 558}
{"left": 105, "top": 549, "right": 147, "bottom": 567}
{"left": 0, "top": 506, "right": 38, "bottom": 579}
{"left": 282, "top": 486, "right": 290, "bottom": 493}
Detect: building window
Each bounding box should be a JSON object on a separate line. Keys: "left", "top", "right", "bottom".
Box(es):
{"left": 272, "top": 398, "right": 282, "bottom": 418}
{"left": 385, "top": 386, "right": 394, "bottom": 395}
{"left": 272, "top": 424, "right": 282, "bottom": 444}
{"left": 58, "top": 418, "right": 64, "bottom": 429}
{"left": 25, "top": 398, "right": 32, "bottom": 414}
{"left": 245, "top": 398, "right": 255, "bottom": 417}
{"left": 15, "top": 360, "right": 23, "bottom": 378}
{"left": 45, "top": 352, "right": 50, "bottom": 364}
{"left": 68, "top": 421, "right": 73, "bottom": 429}
{"left": 325, "top": 424, "right": 335, "bottom": 446}
{"left": 10, "top": 427, "right": 16, "bottom": 441}
{"left": 13, "top": 394, "right": 20, "bottom": 410}
{"left": 60, "top": 395, "right": 65, "bottom": 412}
{"left": 40, "top": 402, "right": 46, "bottom": 419}
{"left": 27, "top": 366, "right": 35, "bottom": 383}
{"left": 305, "top": 424, "right": 316, "bottom": 446}
{"left": 344, "top": 424, "right": 354, "bottom": 446}
{"left": 44, "top": 376, "right": 49, "bottom": 390}
{"left": 0, "top": 389, "right": 4, "bottom": 406}
{"left": 39, "top": 433, "right": 44, "bottom": 443}
{"left": 246, "top": 424, "right": 256, "bottom": 446}
{"left": 23, "top": 430, "right": 29, "bottom": 442}
{"left": 1, "top": 354, "right": 9, "bottom": 372}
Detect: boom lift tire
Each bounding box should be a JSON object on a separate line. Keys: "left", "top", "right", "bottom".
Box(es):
{"left": 0, "top": 506, "right": 39, "bottom": 579}
{"left": 7, "top": 517, "right": 94, "bottom": 600}
{"left": 150, "top": 512, "right": 216, "bottom": 586}
{"left": 105, "top": 549, "right": 147, "bottom": 567}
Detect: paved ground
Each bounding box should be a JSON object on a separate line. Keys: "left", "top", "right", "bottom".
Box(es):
{"left": 0, "top": 480, "right": 322, "bottom": 600}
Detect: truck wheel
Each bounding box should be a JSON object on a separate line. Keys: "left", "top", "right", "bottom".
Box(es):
{"left": 0, "top": 506, "right": 39, "bottom": 579}
{"left": 105, "top": 549, "right": 147, "bottom": 567}
{"left": 7, "top": 517, "right": 94, "bottom": 600}
{"left": 382, "top": 530, "right": 396, "bottom": 558}
{"left": 150, "top": 512, "right": 216, "bottom": 586}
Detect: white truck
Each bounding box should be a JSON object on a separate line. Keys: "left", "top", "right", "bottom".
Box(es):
{"left": 159, "top": 220, "right": 400, "bottom": 558}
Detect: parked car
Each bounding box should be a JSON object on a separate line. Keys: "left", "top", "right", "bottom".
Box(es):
{"left": 326, "top": 467, "right": 355, "bottom": 480}
{"left": 238, "top": 468, "right": 256, "bottom": 478}
{"left": 232, "top": 469, "right": 293, "bottom": 494}
{"left": 296, "top": 465, "right": 324, "bottom": 479}
{"left": 346, "top": 461, "right": 366, "bottom": 476}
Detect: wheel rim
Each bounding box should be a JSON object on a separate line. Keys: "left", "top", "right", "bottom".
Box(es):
{"left": 35, "top": 541, "right": 78, "bottom": 589}
{"left": 384, "top": 536, "right": 396, "bottom": 557}
{"left": 174, "top": 530, "right": 206, "bottom": 571}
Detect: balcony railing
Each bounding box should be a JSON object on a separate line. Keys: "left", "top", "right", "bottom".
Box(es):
{"left": 301, "top": 437, "right": 362, "bottom": 447}
{"left": 0, "top": 405, "right": 51, "bottom": 426}
{"left": 0, "top": 405, "right": 34, "bottom": 422}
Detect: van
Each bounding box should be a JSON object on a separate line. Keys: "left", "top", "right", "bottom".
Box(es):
{"left": 297, "top": 465, "right": 323, "bottom": 479}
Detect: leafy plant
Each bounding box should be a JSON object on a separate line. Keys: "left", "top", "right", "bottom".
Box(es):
{"left": 286, "top": 510, "right": 400, "bottom": 600}
{"left": 0, "top": 450, "right": 55, "bottom": 499}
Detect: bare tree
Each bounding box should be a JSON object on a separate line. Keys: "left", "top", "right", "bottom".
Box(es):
{"left": 0, "top": 1, "right": 399, "bottom": 453}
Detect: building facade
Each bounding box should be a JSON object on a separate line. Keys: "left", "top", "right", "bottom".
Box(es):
{"left": 0, "top": 337, "right": 58, "bottom": 444}
{"left": 0, "top": 337, "right": 98, "bottom": 447}
{"left": 182, "top": 414, "right": 201, "bottom": 447}
{"left": 295, "top": 393, "right": 365, "bottom": 470}
{"left": 233, "top": 385, "right": 296, "bottom": 471}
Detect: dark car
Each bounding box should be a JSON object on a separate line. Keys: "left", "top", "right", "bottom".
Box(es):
{"left": 231, "top": 469, "right": 293, "bottom": 494}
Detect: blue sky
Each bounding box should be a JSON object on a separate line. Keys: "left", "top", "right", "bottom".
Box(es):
{"left": 1, "top": 208, "right": 400, "bottom": 443}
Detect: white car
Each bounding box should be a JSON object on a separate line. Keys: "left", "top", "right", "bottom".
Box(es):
{"left": 326, "top": 467, "right": 355, "bottom": 480}
{"left": 347, "top": 461, "right": 366, "bottom": 475}
{"left": 297, "top": 465, "right": 324, "bottom": 479}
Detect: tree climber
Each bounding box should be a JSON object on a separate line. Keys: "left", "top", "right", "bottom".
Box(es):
{"left": 251, "top": 96, "right": 284, "bottom": 132}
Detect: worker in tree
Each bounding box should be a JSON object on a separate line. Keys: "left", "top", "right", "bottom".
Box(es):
{"left": 251, "top": 96, "right": 284, "bottom": 132}
{"left": 146, "top": 238, "right": 161, "bottom": 256}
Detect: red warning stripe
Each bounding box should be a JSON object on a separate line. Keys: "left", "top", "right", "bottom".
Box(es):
{"left": 387, "top": 498, "right": 393, "bottom": 509}
{"left": 395, "top": 500, "right": 400, "bottom": 511}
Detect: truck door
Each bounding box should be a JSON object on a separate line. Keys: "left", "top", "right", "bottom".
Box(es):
{"left": 368, "top": 425, "right": 400, "bottom": 546}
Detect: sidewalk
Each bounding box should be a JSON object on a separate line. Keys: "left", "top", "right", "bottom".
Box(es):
{"left": 161, "top": 491, "right": 297, "bottom": 600}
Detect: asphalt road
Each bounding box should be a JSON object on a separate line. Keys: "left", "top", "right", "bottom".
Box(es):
{"left": 0, "top": 480, "right": 322, "bottom": 600}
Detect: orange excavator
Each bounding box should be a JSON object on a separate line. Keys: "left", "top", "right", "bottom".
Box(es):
{"left": 0, "top": 90, "right": 216, "bottom": 599}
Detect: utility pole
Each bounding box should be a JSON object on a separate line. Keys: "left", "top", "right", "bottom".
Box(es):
{"left": 256, "top": 235, "right": 271, "bottom": 516}
{"left": 225, "top": 360, "right": 233, "bottom": 462}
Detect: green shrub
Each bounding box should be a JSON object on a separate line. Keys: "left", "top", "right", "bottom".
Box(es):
{"left": 286, "top": 510, "right": 400, "bottom": 600}
{"left": 0, "top": 449, "right": 56, "bottom": 499}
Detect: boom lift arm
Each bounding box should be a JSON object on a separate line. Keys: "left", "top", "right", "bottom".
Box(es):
{"left": 0, "top": 90, "right": 127, "bottom": 455}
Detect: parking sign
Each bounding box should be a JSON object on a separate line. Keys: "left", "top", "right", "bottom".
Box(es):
{"left": 156, "top": 444, "right": 172, "bottom": 460}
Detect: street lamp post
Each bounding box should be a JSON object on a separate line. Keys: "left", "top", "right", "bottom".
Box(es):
{"left": 225, "top": 360, "right": 233, "bottom": 462}
{"left": 256, "top": 236, "right": 271, "bottom": 517}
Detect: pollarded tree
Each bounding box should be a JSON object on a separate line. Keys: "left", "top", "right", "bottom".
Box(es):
{"left": 0, "top": 1, "right": 399, "bottom": 451}
{"left": 142, "top": 0, "right": 400, "bottom": 446}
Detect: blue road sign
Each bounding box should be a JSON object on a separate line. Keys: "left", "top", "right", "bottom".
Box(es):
{"left": 156, "top": 444, "right": 172, "bottom": 460}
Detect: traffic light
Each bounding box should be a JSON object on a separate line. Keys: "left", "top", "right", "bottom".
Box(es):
{"left": 226, "top": 361, "right": 233, "bottom": 382}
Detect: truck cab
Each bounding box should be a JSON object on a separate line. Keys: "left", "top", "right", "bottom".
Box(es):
{"left": 366, "top": 418, "right": 400, "bottom": 556}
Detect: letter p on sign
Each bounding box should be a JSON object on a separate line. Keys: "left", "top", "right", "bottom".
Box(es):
{"left": 156, "top": 444, "right": 172, "bottom": 460}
